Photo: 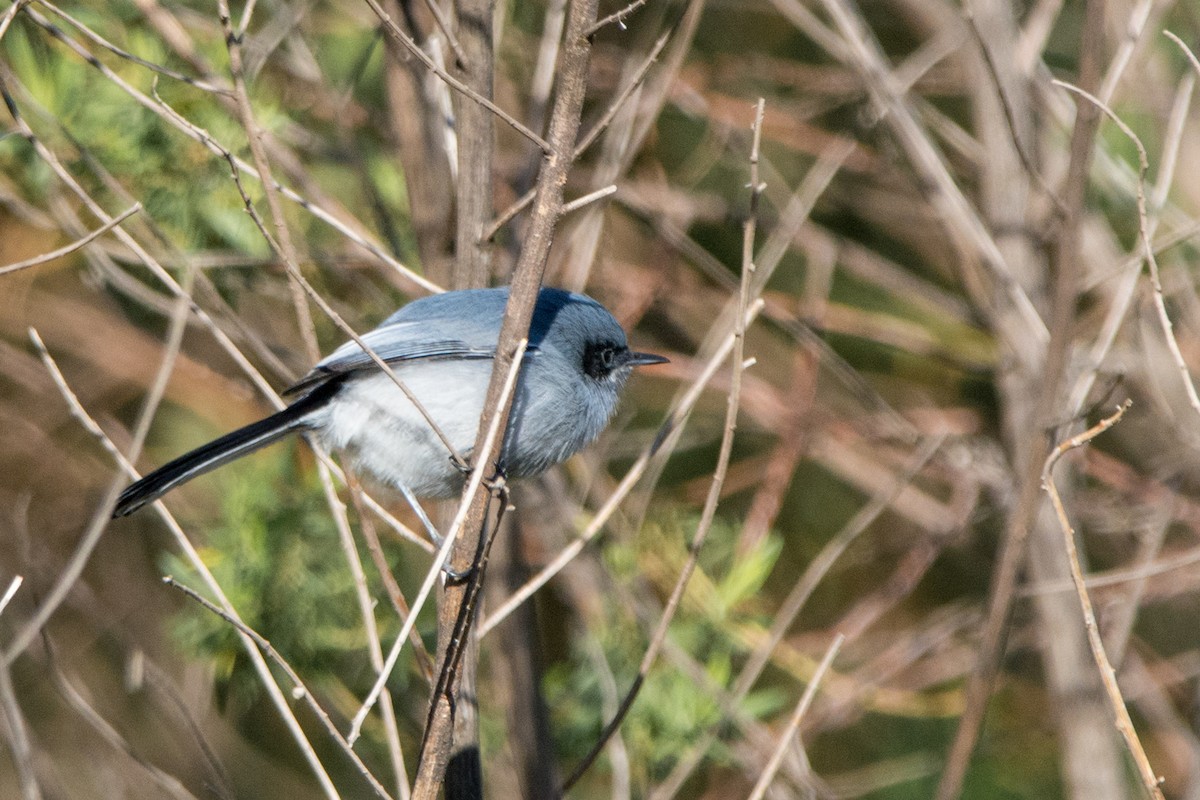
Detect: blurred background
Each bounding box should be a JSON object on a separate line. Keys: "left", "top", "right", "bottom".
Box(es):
{"left": 3, "top": 0, "right": 1200, "bottom": 797}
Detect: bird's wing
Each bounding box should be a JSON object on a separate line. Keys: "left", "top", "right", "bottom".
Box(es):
{"left": 284, "top": 320, "right": 499, "bottom": 395}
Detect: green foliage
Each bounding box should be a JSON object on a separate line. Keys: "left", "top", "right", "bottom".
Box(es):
{"left": 544, "top": 515, "right": 785, "bottom": 788}
{"left": 160, "top": 448, "right": 407, "bottom": 716}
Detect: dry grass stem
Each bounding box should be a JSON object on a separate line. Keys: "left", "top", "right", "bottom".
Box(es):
{"left": 0, "top": 202, "right": 141, "bottom": 276}
{"left": 164, "top": 577, "right": 396, "bottom": 800}
{"left": 746, "top": 633, "right": 845, "bottom": 800}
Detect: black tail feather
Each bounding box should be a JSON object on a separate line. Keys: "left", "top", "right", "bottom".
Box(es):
{"left": 113, "top": 382, "right": 338, "bottom": 518}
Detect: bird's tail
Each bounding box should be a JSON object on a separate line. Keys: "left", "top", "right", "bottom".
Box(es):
{"left": 113, "top": 383, "right": 337, "bottom": 518}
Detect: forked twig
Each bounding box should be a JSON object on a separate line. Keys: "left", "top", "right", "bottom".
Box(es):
{"left": 1041, "top": 401, "right": 1164, "bottom": 800}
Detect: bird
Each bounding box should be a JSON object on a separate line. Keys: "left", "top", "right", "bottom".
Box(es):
{"left": 112, "top": 286, "right": 667, "bottom": 518}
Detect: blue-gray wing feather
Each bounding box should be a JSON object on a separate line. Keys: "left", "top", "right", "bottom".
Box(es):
{"left": 285, "top": 321, "right": 498, "bottom": 395}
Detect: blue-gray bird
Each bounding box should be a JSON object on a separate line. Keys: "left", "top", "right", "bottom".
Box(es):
{"left": 113, "top": 287, "right": 667, "bottom": 518}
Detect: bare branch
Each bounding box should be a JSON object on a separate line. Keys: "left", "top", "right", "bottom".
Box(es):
{"left": 1042, "top": 401, "right": 1164, "bottom": 800}
{"left": 564, "top": 97, "right": 764, "bottom": 791}
{"left": 746, "top": 634, "right": 844, "bottom": 800}
{"left": 164, "top": 578, "right": 397, "bottom": 800}
{"left": 362, "top": 0, "right": 549, "bottom": 152}
{"left": 0, "top": 203, "right": 141, "bottom": 276}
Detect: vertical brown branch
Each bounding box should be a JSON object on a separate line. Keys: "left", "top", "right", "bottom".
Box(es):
{"left": 438, "top": 3, "right": 497, "bottom": 794}
{"left": 450, "top": 0, "right": 494, "bottom": 290}
{"left": 410, "top": 0, "right": 600, "bottom": 796}
{"left": 382, "top": 2, "right": 455, "bottom": 284}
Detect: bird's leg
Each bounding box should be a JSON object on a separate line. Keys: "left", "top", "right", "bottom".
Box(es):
{"left": 397, "top": 483, "right": 473, "bottom": 580}
{"left": 397, "top": 482, "right": 441, "bottom": 545}
{"left": 486, "top": 465, "right": 509, "bottom": 506}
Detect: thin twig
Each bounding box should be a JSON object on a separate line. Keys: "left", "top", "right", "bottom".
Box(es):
{"left": 164, "top": 578, "right": 397, "bottom": 800}
{"left": 346, "top": 477, "right": 436, "bottom": 681}
{"left": 584, "top": 0, "right": 647, "bottom": 37}
{"left": 4, "top": 300, "right": 187, "bottom": 663}
{"left": 560, "top": 184, "right": 616, "bottom": 215}
{"left": 0, "top": 203, "right": 141, "bottom": 276}
{"left": 47, "top": 660, "right": 204, "bottom": 800}
{"left": 191, "top": 85, "right": 467, "bottom": 469}
{"left": 318, "top": 463, "right": 410, "bottom": 797}
{"left": 651, "top": 435, "right": 943, "bottom": 800}
{"left": 962, "top": 1, "right": 1063, "bottom": 212}
{"left": 563, "top": 97, "right": 765, "bottom": 792}
{"left": 417, "top": 0, "right": 467, "bottom": 68}
{"left": 0, "top": 576, "right": 23, "bottom": 619}
{"left": 1068, "top": 68, "right": 1192, "bottom": 412}
{"left": 483, "top": 28, "right": 672, "bottom": 242}
{"left": 0, "top": 0, "right": 30, "bottom": 43}
{"left": 10, "top": 332, "right": 341, "bottom": 800}
{"left": 33, "top": 0, "right": 229, "bottom": 93}
{"left": 0, "top": 660, "right": 42, "bottom": 800}
{"left": 746, "top": 633, "right": 845, "bottom": 800}
{"left": 17, "top": 9, "right": 439, "bottom": 293}
{"left": 1054, "top": 77, "right": 1200, "bottom": 420}
{"left": 216, "top": 0, "right": 320, "bottom": 364}
{"left": 1097, "top": 0, "right": 1153, "bottom": 105}
{"left": 817, "top": 0, "right": 1048, "bottom": 350}
{"left": 935, "top": 4, "right": 1106, "bottom": 793}
{"left": 362, "top": 0, "right": 548, "bottom": 151}
{"left": 1041, "top": 401, "right": 1164, "bottom": 800}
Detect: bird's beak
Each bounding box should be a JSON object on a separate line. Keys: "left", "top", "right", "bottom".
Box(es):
{"left": 626, "top": 351, "right": 669, "bottom": 367}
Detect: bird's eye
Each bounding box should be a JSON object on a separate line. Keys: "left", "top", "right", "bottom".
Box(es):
{"left": 583, "top": 341, "right": 623, "bottom": 379}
